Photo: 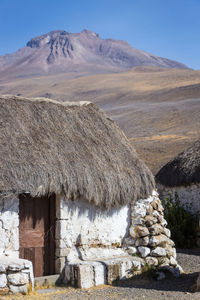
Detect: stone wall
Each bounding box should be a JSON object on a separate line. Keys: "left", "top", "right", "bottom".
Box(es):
{"left": 0, "top": 194, "right": 19, "bottom": 257}
{"left": 0, "top": 257, "right": 34, "bottom": 295}
{"left": 55, "top": 195, "right": 130, "bottom": 272}
{"left": 157, "top": 183, "right": 200, "bottom": 214}
{"left": 124, "top": 190, "right": 180, "bottom": 270}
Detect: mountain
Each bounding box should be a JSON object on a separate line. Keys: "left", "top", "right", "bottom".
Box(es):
{"left": 0, "top": 29, "right": 189, "bottom": 80}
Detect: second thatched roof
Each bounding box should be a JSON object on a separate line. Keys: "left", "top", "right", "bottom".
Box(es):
{"left": 0, "top": 95, "right": 154, "bottom": 209}
{"left": 156, "top": 140, "right": 200, "bottom": 187}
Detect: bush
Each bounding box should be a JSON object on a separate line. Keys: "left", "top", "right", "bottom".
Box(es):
{"left": 161, "top": 192, "right": 199, "bottom": 248}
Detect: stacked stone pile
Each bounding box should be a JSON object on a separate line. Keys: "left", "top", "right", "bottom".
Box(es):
{"left": 0, "top": 257, "right": 33, "bottom": 295}
{"left": 124, "top": 191, "right": 182, "bottom": 274}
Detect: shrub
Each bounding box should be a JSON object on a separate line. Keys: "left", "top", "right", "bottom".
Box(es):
{"left": 161, "top": 192, "right": 199, "bottom": 248}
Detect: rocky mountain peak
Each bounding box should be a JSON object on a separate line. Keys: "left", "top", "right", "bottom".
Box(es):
{"left": 26, "top": 30, "right": 69, "bottom": 48}
{"left": 81, "top": 29, "right": 99, "bottom": 37}
{"left": 0, "top": 29, "right": 189, "bottom": 79}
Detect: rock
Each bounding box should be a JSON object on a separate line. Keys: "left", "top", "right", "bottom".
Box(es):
{"left": 132, "top": 259, "right": 142, "bottom": 270}
{"left": 158, "top": 215, "right": 167, "bottom": 227}
{"left": 166, "top": 246, "right": 176, "bottom": 259}
{"left": 144, "top": 216, "right": 157, "bottom": 227}
{"left": 150, "top": 199, "right": 164, "bottom": 213}
{"left": 127, "top": 247, "right": 137, "bottom": 255}
{"left": 7, "top": 273, "right": 29, "bottom": 285}
{"left": 152, "top": 210, "right": 160, "bottom": 218}
{"left": 152, "top": 190, "right": 159, "bottom": 197}
{"left": 145, "top": 257, "right": 158, "bottom": 266}
{"left": 8, "top": 263, "right": 24, "bottom": 271}
{"left": 158, "top": 257, "right": 170, "bottom": 267}
{"left": 156, "top": 271, "right": 166, "bottom": 280}
{"left": 132, "top": 217, "right": 145, "bottom": 225}
{"left": 130, "top": 226, "right": 149, "bottom": 238}
{"left": 124, "top": 237, "right": 135, "bottom": 246}
{"left": 135, "top": 236, "right": 149, "bottom": 247}
{"left": 146, "top": 205, "right": 153, "bottom": 215}
{"left": 151, "top": 247, "right": 166, "bottom": 257}
{"left": 9, "top": 284, "right": 28, "bottom": 294}
{"left": 149, "top": 234, "right": 174, "bottom": 247}
{"left": 151, "top": 200, "right": 159, "bottom": 210}
{"left": 157, "top": 204, "right": 164, "bottom": 214}
{"left": 170, "top": 256, "right": 178, "bottom": 266}
{"left": 177, "top": 264, "right": 184, "bottom": 274}
{"left": 133, "top": 203, "right": 147, "bottom": 218}
{"left": 138, "top": 247, "right": 150, "bottom": 258}
{"left": 149, "top": 224, "right": 163, "bottom": 236}
{"left": 163, "top": 228, "right": 171, "bottom": 238}
{"left": 0, "top": 265, "right": 7, "bottom": 273}
{"left": 0, "top": 274, "right": 7, "bottom": 288}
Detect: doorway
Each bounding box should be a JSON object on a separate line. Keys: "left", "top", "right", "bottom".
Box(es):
{"left": 19, "top": 193, "right": 55, "bottom": 277}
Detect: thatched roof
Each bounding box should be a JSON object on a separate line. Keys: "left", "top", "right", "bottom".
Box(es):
{"left": 0, "top": 95, "right": 154, "bottom": 209}
{"left": 156, "top": 140, "right": 200, "bottom": 187}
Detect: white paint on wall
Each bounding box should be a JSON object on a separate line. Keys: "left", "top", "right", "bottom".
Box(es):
{"left": 0, "top": 195, "right": 19, "bottom": 257}
{"left": 56, "top": 196, "right": 130, "bottom": 262}
{"left": 157, "top": 183, "right": 200, "bottom": 214}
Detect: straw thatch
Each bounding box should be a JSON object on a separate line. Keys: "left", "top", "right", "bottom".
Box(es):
{"left": 0, "top": 95, "right": 154, "bottom": 209}
{"left": 156, "top": 140, "right": 200, "bottom": 187}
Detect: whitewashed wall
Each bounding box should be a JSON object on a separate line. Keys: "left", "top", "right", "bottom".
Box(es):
{"left": 0, "top": 195, "right": 19, "bottom": 257}
{"left": 55, "top": 196, "right": 130, "bottom": 271}
{"left": 157, "top": 183, "right": 200, "bottom": 214}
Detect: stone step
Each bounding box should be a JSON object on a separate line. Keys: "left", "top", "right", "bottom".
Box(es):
{"left": 63, "top": 256, "right": 143, "bottom": 288}
{"left": 35, "top": 274, "right": 61, "bottom": 287}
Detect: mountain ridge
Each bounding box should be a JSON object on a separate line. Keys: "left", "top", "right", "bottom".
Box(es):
{"left": 0, "top": 29, "right": 189, "bottom": 80}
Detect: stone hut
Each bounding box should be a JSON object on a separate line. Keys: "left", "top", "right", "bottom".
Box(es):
{"left": 0, "top": 95, "right": 179, "bottom": 294}
{"left": 156, "top": 140, "right": 200, "bottom": 214}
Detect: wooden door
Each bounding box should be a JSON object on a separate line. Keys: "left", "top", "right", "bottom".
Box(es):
{"left": 19, "top": 194, "right": 55, "bottom": 277}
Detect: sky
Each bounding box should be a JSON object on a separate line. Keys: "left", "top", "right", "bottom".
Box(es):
{"left": 0, "top": 0, "right": 200, "bottom": 69}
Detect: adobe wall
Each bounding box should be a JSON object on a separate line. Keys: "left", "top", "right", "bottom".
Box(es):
{"left": 157, "top": 183, "right": 200, "bottom": 214}
{"left": 0, "top": 195, "right": 19, "bottom": 257}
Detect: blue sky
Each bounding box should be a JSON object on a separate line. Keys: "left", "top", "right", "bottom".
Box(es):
{"left": 0, "top": 0, "right": 200, "bottom": 69}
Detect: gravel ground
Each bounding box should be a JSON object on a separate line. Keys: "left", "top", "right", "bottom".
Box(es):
{"left": 2, "top": 249, "right": 200, "bottom": 300}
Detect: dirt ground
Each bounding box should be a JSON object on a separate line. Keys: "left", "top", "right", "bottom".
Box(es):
{"left": 3, "top": 249, "right": 199, "bottom": 300}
